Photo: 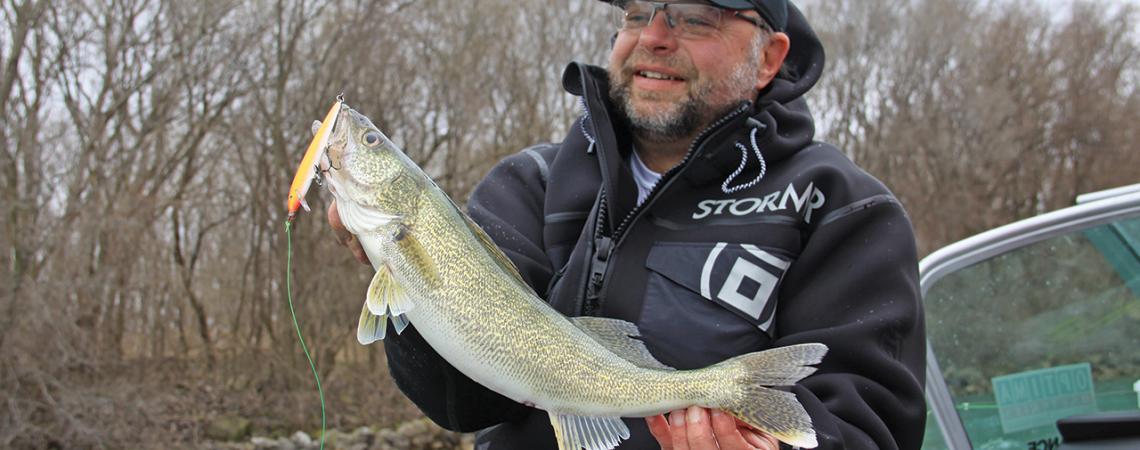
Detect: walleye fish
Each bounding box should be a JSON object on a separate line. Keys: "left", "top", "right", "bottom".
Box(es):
{"left": 319, "top": 102, "right": 827, "bottom": 449}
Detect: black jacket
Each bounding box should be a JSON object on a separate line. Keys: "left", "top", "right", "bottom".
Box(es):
{"left": 383, "top": 5, "right": 926, "bottom": 449}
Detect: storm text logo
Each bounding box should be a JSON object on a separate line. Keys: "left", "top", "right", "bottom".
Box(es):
{"left": 692, "top": 182, "right": 826, "bottom": 223}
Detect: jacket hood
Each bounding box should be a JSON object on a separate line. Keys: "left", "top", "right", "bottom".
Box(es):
{"left": 758, "top": 2, "right": 823, "bottom": 105}
{"left": 736, "top": 1, "right": 823, "bottom": 167}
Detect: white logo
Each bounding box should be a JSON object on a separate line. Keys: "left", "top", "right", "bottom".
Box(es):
{"left": 700, "top": 243, "right": 789, "bottom": 332}
{"left": 692, "top": 182, "right": 826, "bottom": 223}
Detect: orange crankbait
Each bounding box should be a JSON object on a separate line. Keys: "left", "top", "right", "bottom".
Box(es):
{"left": 287, "top": 96, "right": 343, "bottom": 221}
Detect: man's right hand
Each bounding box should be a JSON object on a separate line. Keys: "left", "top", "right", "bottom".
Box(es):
{"left": 328, "top": 200, "right": 370, "bottom": 265}
{"left": 647, "top": 407, "right": 778, "bottom": 450}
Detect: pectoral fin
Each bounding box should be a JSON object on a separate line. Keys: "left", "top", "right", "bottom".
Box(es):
{"left": 570, "top": 317, "right": 673, "bottom": 371}
{"left": 366, "top": 264, "right": 414, "bottom": 316}
{"left": 548, "top": 413, "right": 630, "bottom": 450}
{"left": 392, "top": 225, "right": 440, "bottom": 287}
{"left": 390, "top": 313, "right": 410, "bottom": 335}
{"left": 361, "top": 265, "right": 416, "bottom": 340}
{"left": 357, "top": 303, "right": 386, "bottom": 345}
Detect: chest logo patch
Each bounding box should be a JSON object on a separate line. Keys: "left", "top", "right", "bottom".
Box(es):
{"left": 700, "top": 242, "right": 790, "bottom": 332}
{"left": 692, "top": 182, "right": 826, "bottom": 223}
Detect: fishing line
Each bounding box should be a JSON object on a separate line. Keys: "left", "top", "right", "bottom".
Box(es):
{"left": 285, "top": 219, "right": 326, "bottom": 450}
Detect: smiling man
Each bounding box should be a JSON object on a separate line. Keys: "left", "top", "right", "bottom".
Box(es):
{"left": 329, "top": 1, "right": 926, "bottom": 449}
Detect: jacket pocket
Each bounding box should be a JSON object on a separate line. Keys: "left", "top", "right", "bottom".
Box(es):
{"left": 637, "top": 242, "right": 792, "bottom": 369}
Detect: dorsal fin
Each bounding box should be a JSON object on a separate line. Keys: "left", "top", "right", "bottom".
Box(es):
{"left": 570, "top": 317, "right": 674, "bottom": 371}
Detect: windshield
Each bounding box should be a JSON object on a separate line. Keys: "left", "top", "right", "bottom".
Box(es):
{"left": 923, "top": 215, "right": 1140, "bottom": 449}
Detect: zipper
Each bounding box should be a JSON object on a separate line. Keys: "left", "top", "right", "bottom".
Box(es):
{"left": 584, "top": 189, "right": 610, "bottom": 314}
{"left": 582, "top": 102, "right": 752, "bottom": 314}
{"left": 611, "top": 102, "right": 752, "bottom": 241}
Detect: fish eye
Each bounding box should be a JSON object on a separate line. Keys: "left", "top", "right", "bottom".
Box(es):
{"left": 362, "top": 131, "right": 382, "bottom": 147}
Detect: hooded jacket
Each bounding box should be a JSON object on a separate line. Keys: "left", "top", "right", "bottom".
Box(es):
{"left": 382, "top": 5, "right": 926, "bottom": 449}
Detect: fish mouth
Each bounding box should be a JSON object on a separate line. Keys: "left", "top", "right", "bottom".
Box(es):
{"left": 323, "top": 108, "right": 356, "bottom": 170}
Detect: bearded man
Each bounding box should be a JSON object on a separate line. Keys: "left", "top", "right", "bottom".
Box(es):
{"left": 330, "top": 1, "right": 926, "bottom": 449}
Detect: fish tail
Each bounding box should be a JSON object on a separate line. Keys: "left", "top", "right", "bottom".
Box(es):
{"left": 711, "top": 343, "right": 827, "bottom": 449}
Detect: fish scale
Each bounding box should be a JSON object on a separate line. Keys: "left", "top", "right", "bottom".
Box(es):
{"left": 320, "top": 101, "right": 827, "bottom": 449}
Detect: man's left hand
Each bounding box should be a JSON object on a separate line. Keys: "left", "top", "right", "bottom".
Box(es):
{"left": 646, "top": 406, "right": 779, "bottom": 450}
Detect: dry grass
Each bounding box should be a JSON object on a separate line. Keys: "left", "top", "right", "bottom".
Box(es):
{"left": 0, "top": 350, "right": 424, "bottom": 449}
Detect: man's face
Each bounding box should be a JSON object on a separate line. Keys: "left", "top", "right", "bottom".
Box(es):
{"left": 608, "top": 3, "right": 768, "bottom": 142}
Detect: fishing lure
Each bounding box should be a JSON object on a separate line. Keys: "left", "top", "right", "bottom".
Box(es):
{"left": 287, "top": 96, "right": 343, "bottom": 221}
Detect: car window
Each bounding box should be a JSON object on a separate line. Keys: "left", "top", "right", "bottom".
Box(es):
{"left": 923, "top": 215, "right": 1140, "bottom": 449}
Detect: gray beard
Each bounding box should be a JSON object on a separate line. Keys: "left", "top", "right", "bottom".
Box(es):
{"left": 608, "top": 59, "right": 759, "bottom": 144}
{"left": 608, "top": 33, "right": 766, "bottom": 144}
{"left": 610, "top": 84, "right": 707, "bottom": 142}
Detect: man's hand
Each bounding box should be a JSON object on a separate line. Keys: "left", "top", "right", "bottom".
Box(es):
{"left": 646, "top": 406, "right": 779, "bottom": 450}
{"left": 328, "top": 201, "right": 370, "bottom": 265}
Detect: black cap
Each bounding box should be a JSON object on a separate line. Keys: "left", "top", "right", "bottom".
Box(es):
{"left": 706, "top": 0, "right": 787, "bottom": 31}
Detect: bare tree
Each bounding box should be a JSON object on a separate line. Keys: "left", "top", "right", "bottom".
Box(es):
{"left": 2, "top": 0, "right": 1133, "bottom": 447}
{"left": 808, "top": 0, "right": 1138, "bottom": 253}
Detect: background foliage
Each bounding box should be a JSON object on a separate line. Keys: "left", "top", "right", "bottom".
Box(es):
{"left": 1, "top": 0, "right": 1137, "bottom": 447}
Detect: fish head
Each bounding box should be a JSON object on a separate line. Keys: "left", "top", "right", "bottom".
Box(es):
{"left": 324, "top": 105, "right": 424, "bottom": 232}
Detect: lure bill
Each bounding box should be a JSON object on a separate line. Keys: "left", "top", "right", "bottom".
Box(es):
{"left": 320, "top": 101, "right": 828, "bottom": 450}
{"left": 287, "top": 96, "right": 343, "bottom": 221}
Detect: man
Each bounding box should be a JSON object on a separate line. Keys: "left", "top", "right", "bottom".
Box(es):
{"left": 330, "top": 1, "right": 926, "bottom": 449}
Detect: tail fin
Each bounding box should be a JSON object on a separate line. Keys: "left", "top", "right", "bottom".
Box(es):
{"left": 715, "top": 343, "right": 827, "bottom": 449}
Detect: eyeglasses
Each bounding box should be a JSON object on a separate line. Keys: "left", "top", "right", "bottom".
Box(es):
{"left": 611, "top": 0, "right": 768, "bottom": 39}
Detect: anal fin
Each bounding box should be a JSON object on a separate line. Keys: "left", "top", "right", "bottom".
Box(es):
{"left": 548, "top": 413, "right": 630, "bottom": 450}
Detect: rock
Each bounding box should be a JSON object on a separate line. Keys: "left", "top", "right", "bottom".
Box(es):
{"left": 206, "top": 416, "right": 253, "bottom": 442}
{"left": 323, "top": 428, "right": 370, "bottom": 449}
{"left": 242, "top": 420, "right": 474, "bottom": 450}
{"left": 251, "top": 436, "right": 295, "bottom": 450}
{"left": 291, "top": 431, "right": 313, "bottom": 448}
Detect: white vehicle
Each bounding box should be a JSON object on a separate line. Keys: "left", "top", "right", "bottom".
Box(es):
{"left": 920, "top": 184, "right": 1140, "bottom": 449}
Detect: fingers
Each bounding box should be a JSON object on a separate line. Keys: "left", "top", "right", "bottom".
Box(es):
{"left": 683, "top": 407, "right": 716, "bottom": 450}
{"left": 710, "top": 409, "right": 744, "bottom": 448}
{"left": 709, "top": 410, "right": 779, "bottom": 450}
{"left": 741, "top": 429, "right": 778, "bottom": 450}
{"left": 328, "top": 201, "right": 370, "bottom": 265}
{"left": 668, "top": 409, "right": 692, "bottom": 450}
{"left": 327, "top": 200, "right": 349, "bottom": 243}
{"left": 656, "top": 407, "right": 776, "bottom": 450}
{"left": 646, "top": 415, "right": 673, "bottom": 450}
